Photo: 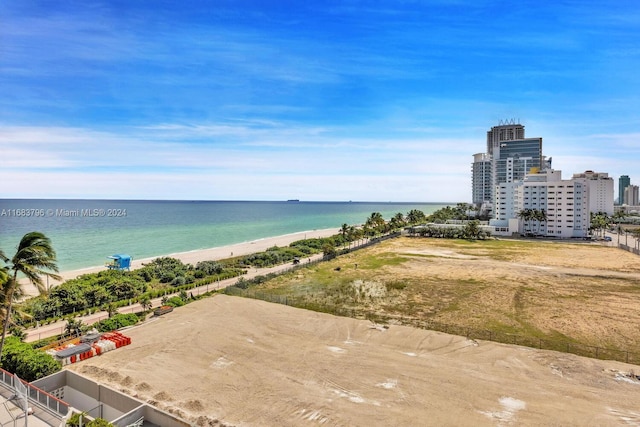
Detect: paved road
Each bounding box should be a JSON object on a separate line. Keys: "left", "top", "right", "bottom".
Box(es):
{"left": 604, "top": 230, "right": 640, "bottom": 250}
{"left": 24, "top": 253, "right": 327, "bottom": 343}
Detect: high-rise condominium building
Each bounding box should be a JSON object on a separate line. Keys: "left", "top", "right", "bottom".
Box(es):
{"left": 494, "top": 137, "right": 543, "bottom": 186}
{"left": 624, "top": 184, "right": 639, "bottom": 206}
{"left": 491, "top": 169, "right": 592, "bottom": 238}
{"left": 471, "top": 153, "right": 492, "bottom": 205}
{"left": 572, "top": 171, "right": 614, "bottom": 215}
{"left": 472, "top": 121, "right": 542, "bottom": 208}
{"left": 618, "top": 175, "right": 631, "bottom": 205}
{"left": 486, "top": 121, "right": 525, "bottom": 155}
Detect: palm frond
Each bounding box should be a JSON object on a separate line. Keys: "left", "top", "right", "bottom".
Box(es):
{"left": 11, "top": 232, "right": 62, "bottom": 287}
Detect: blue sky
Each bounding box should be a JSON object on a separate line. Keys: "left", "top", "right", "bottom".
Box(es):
{"left": 1, "top": 0, "right": 639, "bottom": 202}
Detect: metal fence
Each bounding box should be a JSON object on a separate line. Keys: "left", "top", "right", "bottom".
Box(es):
{"left": 0, "top": 367, "right": 70, "bottom": 417}
{"left": 619, "top": 243, "right": 640, "bottom": 256}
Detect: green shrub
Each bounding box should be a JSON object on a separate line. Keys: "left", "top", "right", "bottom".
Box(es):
{"left": 94, "top": 313, "right": 139, "bottom": 332}
{"left": 171, "top": 276, "right": 186, "bottom": 286}
{"left": 196, "top": 260, "right": 224, "bottom": 275}
{"left": 1, "top": 337, "right": 60, "bottom": 381}
{"left": 88, "top": 418, "right": 114, "bottom": 426}
{"left": 160, "top": 272, "right": 176, "bottom": 283}
{"left": 166, "top": 296, "right": 185, "bottom": 307}
{"left": 66, "top": 413, "right": 113, "bottom": 427}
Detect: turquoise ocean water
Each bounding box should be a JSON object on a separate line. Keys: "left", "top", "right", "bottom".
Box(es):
{"left": 0, "top": 199, "right": 447, "bottom": 272}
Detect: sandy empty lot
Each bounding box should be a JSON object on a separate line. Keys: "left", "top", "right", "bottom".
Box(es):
{"left": 70, "top": 294, "right": 640, "bottom": 426}
{"left": 252, "top": 238, "right": 640, "bottom": 353}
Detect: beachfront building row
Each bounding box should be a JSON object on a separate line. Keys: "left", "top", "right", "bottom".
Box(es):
{"left": 472, "top": 121, "right": 618, "bottom": 238}
{"left": 615, "top": 175, "right": 639, "bottom": 214}
{"left": 489, "top": 168, "right": 614, "bottom": 238}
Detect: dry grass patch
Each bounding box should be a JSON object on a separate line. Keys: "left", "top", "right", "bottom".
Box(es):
{"left": 244, "top": 236, "right": 640, "bottom": 355}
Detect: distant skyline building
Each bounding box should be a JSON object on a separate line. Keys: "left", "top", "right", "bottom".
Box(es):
{"left": 471, "top": 153, "right": 492, "bottom": 205}
{"left": 618, "top": 175, "right": 631, "bottom": 205}
{"left": 493, "top": 137, "right": 543, "bottom": 186}
{"left": 624, "top": 184, "right": 639, "bottom": 206}
{"left": 486, "top": 120, "right": 525, "bottom": 155}
{"left": 472, "top": 121, "right": 542, "bottom": 210}
{"left": 572, "top": 171, "right": 614, "bottom": 215}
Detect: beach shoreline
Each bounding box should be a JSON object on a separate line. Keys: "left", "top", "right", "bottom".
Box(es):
{"left": 21, "top": 227, "right": 339, "bottom": 295}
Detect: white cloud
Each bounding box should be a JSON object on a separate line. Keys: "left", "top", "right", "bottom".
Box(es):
{"left": 0, "top": 170, "right": 470, "bottom": 202}
{"left": 0, "top": 123, "right": 474, "bottom": 202}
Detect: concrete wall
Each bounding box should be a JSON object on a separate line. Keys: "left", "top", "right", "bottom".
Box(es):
{"left": 113, "top": 405, "right": 193, "bottom": 427}
{"left": 32, "top": 370, "right": 193, "bottom": 426}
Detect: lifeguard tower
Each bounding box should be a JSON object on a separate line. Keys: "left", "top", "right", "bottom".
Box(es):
{"left": 106, "top": 254, "right": 131, "bottom": 271}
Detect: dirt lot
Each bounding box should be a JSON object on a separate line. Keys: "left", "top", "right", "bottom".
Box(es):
{"left": 68, "top": 239, "right": 640, "bottom": 426}
{"left": 256, "top": 238, "right": 640, "bottom": 352}
{"left": 71, "top": 294, "right": 640, "bottom": 426}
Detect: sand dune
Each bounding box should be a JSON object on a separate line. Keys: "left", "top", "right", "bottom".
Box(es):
{"left": 69, "top": 294, "right": 640, "bottom": 427}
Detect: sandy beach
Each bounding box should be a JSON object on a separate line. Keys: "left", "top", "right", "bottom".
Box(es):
{"left": 21, "top": 228, "right": 339, "bottom": 296}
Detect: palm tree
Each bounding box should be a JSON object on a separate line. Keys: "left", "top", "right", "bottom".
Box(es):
{"left": 455, "top": 203, "right": 474, "bottom": 220}
{"left": 340, "top": 223, "right": 350, "bottom": 239}
{"left": 534, "top": 209, "right": 547, "bottom": 236}
{"left": 366, "top": 212, "right": 386, "bottom": 235}
{"left": 0, "top": 267, "right": 8, "bottom": 291}
{"left": 463, "top": 220, "right": 481, "bottom": 240}
{"left": 613, "top": 210, "right": 626, "bottom": 245}
{"left": 406, "top": 209, "right": 426, "bottom": 225}
{"left": 139, "top": 295, "right": 152, "bottom": 312}
{"left": 517, "top": 209, "right": 533, "bottom": 235}
{"left": 589, "top": 212, "right": 611, "bottom": 239}
{"left": 65, "top": 318, "right": 84, "bottom": 337}
{"left": 102, "top": 302, "right": 117, "bottom": 318}
{"left": 389, "top": 212, "right": 406, "bottom": 231}
{"left": 0, "top": 232, "right": 61, "bottom": 361}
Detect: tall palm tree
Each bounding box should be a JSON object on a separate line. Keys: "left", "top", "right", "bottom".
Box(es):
{"left": 589, "top": 212, "right": 611, "bottom": 239}
{"left": 364, "top": 212, "right": 385, "bottom": 236}
{"left": 390, "top": 212, "right": 406, "bottom": 231}
{"left": 0, "top": 232, "right": 61, "bottom": 361}
{"left": 517, "top": 209, "right": 533, "bottom": 234}
{"left": 406, "top": 209, "right": 426, "bottom": 225}
{"left": 534, "top": 209, "right": 547, "bottom": 236}
{"left": 340, "top": 223, "right": 350, "bottom": 239}
{"left": 613, "top": 210, "right": 626, "bottom": 245}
